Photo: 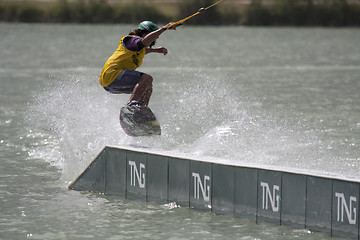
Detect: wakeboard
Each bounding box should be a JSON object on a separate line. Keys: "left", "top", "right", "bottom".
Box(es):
{"left": 120, "top": 104, "right": 161, "bottom": 137}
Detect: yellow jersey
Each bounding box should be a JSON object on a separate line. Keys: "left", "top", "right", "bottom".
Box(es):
{"left": 99, "top": 35, "right": 146, "bottom": 87}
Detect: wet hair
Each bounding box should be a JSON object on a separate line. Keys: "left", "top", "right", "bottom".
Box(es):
{"left": 128, "top": 29, "right": 149, "bottom": 37}
{"left": 128, "top": 29, "right": 156, "bottom": 48}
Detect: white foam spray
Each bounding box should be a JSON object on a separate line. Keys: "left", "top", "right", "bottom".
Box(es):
{"left": 26, "top": 68, "right": 339, "bottom": 181}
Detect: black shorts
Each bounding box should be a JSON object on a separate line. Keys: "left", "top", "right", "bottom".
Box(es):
{"left": 104, "top": 70, "right": 143, "bottom": 94}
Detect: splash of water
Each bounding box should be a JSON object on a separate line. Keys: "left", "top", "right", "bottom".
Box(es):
{"left": 26, "top": 69, "right": 336, "bottom": 181}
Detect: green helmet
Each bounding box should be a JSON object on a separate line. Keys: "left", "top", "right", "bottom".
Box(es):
{"left": 137, "top": 21, "right": 159, "bottom": 32}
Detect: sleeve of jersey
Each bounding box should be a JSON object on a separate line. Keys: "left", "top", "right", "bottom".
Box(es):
{"left": 124, "top": 36, "right": 144, "bottom": 52}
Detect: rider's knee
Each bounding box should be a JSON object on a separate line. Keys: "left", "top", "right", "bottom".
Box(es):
{"left": 142, "top": 74, "right": 153, "bottom": 86}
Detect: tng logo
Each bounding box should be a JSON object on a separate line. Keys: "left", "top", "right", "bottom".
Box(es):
{"left": 335, "top": 192, "right": 357, "bottom": 225}
{"left": 192, "top": 172, "right": 210, "bottom": 202}
{"left": 260, "top": 182, "right": 280, "bottom": 212}
{"left": 128, "top": 161, "right": 145, "bottom": 188}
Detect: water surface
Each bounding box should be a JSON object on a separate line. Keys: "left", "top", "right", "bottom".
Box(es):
{"left": 1, "top": 24, "right": 359, "bottom": 239}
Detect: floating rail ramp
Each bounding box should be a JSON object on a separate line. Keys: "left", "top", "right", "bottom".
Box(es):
{"left": 69, "top": 146, "right": 359, "bottom": 239}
